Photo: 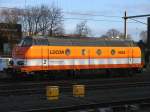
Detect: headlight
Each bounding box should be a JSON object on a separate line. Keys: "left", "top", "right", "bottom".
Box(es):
{"left": 17, "top": 61, "right": 24, "bottom": 65}
{"left": 9, "top": 60, "right": 14, "bottom": 66}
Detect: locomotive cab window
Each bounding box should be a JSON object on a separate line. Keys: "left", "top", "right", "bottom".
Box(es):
{"left": 20, "top": 38, "right": 33, "bottom": 47}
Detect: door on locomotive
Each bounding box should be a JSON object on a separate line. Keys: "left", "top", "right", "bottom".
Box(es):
{"left": 42, "top": 39, "right": 49, "bottom": 71}
{"left": 128, "top": 48, "right": 133, "bottom": 65}
{"left": 35, "top": 38, "right": 49, "bottom": 71}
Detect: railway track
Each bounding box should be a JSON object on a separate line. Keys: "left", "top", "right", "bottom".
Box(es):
{"left": 0, "top": 76, "right": 150, "bottom": 112}
{"left": 0, "top": 72, "right": 150, "bottom": 84}
{"left": 0, "top": 72, "right": 149, "bottom": 96}
{"left": 0, "top": 78, "right": 150, "bottom": 96}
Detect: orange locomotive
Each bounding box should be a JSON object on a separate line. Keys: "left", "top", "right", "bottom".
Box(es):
{"left": 12, "top": 36, "right": 143, "bottom": 76}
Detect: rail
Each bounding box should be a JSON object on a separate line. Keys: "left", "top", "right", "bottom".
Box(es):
{"left": 0, "top": 81, "right": 149, "bottom": 96}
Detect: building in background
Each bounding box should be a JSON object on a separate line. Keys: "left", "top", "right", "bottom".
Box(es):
{"left": 0, "top": 23, "right": 22, "bottom": 57}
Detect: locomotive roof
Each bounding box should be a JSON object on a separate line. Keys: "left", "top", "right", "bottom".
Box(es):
{"left": 22, "top": 36, "right": 137, "bottom": 47}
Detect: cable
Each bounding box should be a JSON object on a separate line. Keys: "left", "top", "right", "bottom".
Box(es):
{"left": 0, "top": 7, "right": 122, "bottom": 18}
{"left": 0, "top": 6, "right": 143, "bottom": 24}
{"left": 62, "top": 11, "right": 121, "bottom": 18}
{"left": 63, "top": 17, "right": 137, "bottom": 23}
{"left": 129, "top": 18, "right": 147, "bottom": 25}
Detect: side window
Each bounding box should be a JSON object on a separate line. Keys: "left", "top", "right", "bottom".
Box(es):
{"left": 39, "top": 40, "right": 43, "bottom": 45}
{"left": 44, "top": 39, "right": 49, "bottom": 45}
{"left": 33, "top": 39, "right": 37, "bottom": 45}
{"left": 36, "top": 39, "right": 42, "bottom": 45}
{"left": 43, "top": 39, "right": 49, "bottom": 45}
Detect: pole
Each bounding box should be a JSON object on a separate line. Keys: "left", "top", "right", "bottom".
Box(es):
{"left": 25, "top": 0, "right": 27, "bottom": 9}
{"left": 124, "top": 11, "right": 127, "bottom": 39}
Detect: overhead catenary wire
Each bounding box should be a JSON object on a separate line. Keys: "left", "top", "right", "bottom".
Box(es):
{"left": 62, "top": 11, "right": 122, "bottom": 18}
{"left": 0, "top": 6, "right": 121, "bottom": 18}
{"left": 63, "top": 17, "right": 137, "bottom": 23}
{"left": 0, "top": 6, "right": 142, "bottom": 24}
{"left": 129, "top": 18, "right": 147, "bottom": 25}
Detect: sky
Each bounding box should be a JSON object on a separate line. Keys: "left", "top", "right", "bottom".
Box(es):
{"left": 0, "top": 0, "right": 149, "bottom": 41}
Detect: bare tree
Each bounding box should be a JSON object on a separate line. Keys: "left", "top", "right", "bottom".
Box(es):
{"left": 75, "top": 21, "right": 91, "bottom": 37}
{"left": 32, "top": 6, "right": 42, "bottom": 34}
{"left": 47, "top": 6, "right": 64, "bottom": 36}
{"left": 22, "top": 7, "right": 34, "bottom": 35}
{"left": 140, "top": 31, "right": 147, "bottom": 43}
{"left": 22, "top": 5, "right": 64, "bottom": 36}
{"left": 0, "top": 8, "right": 21, "bottom": 24}
{"left": 38, "top": 5, "right": 51, "bottom": 35}
{"left": 106, "top": 29, "right": 120, "bottom": 38}
{"left": 22, "top": 6, "right": 45, "bottom": 35}
{"left": 119, "top": 33, "right": 132, "bottom": 40}
{"left": 102, "top": 29, "right": 132, "bottom": 40}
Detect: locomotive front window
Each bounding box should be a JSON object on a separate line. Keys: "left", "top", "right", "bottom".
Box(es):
{"left": 21, "top": 38, "right": 33, "bottom": 47}
{"left": 18, "top": 39, "right": 24, "bottom": 46}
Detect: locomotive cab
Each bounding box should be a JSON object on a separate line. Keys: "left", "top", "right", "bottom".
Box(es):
{"left": 12, "top": 37, "right": 33, "bottom": 73}
{"left": 12, "top": 37, "right": 49, "bottom": 74}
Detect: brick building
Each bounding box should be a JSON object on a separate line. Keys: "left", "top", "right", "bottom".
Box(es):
{"left": 0, "top": 23, "right": 22, "bottom": 57}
